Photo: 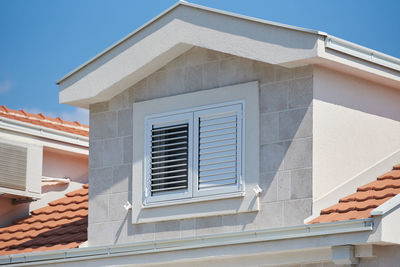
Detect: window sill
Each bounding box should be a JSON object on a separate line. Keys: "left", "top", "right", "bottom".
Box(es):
{"left": 133, "top": 187, "right": 259, "bottom": 224}
{"left": 142, "top": 191, "right": 245, "bottom": 209}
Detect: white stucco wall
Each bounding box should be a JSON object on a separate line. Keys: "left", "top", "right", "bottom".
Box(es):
{"left": 29, "top": 148, "right": 88, "bottom": 211}
{"left": 313, "top": 66, "right": 400, "bottom": 208}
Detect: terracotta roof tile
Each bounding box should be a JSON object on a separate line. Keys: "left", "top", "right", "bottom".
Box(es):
{"left": 0, "top": 184, "right": 88, "bottom": 255}
{"left": 309, "top": 164, "right": 400, "bottom": 224}
{"left": 0, "top": 105, "right": 89, "bottom": 137}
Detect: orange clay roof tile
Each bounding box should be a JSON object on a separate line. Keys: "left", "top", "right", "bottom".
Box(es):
{"left": 0, "top": 184, "right": 88, "bottom": 256}
{"left": 309, "top": 164, "right": 400, "bottom": 224}
{"left": 378, "top": 169, "right": 400, "bottom": 180}
{"left": 0, "top": 105, "right": 89, "bottom": 137}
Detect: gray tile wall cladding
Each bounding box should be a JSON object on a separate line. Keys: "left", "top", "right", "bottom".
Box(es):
{"left": 88, "top": 47, "right": 313, "bottom": 246}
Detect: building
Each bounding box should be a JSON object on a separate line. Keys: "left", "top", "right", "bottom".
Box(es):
{"left": 0, "top": 106, "right": 89, "bottom": 254}
{"left": 1, "top": 1, "right": 400, "bottom": 266}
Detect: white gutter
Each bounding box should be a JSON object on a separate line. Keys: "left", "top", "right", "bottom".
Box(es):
{"left": 371, "top": 193, "right": 400, "bottom": 216}
{"left": 0, "top": 116, "right": 88, "bottom": 147}
{"left": 325, "top": 35, "right": 400, "bottom": 72}
{"left": 0, "top": 219, "right": 373, "bottom": 266}
{"left": 56, "top": 0, "right": 323, "bottom": 85}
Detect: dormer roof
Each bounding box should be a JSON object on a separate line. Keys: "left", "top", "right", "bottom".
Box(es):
{"left": 57, "top": 1, "right": 400, "bottom": 108}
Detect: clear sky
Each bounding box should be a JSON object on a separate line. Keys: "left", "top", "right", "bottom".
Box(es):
{"left": 0, "top": 0, "right": 399, "bottom": 125}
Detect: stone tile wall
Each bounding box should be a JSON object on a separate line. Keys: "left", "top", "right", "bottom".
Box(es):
{"left": 88, "top": 47, "right": 313, "bottom": 246}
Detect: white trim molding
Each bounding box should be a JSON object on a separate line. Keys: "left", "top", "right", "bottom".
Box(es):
{"left": 325, "top": 35, "right": 400, "bottom": 72}
{"left": 0, "top": 116, "right": 88, "bottom": 147}
{"left": 0, "top": 219, "right": 373, "bottom": 266}
{"left": 143, "top": 100, "right": 244, "bottom": 206}
{"left": 131, "top": 81, "right": 259, "bottom": 223}
{"left": 371, "top": 193, "right": 400, "bottom": 216}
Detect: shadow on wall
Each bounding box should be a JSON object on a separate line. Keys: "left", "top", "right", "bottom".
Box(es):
{"left": 0, "top": 199, "right": 30, "bottom": 228}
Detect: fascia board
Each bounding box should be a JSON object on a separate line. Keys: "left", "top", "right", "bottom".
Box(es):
{"left": 0, "top": 219, "right": 373, "bottom": 266}
{"left": 0, "top": 116, "right": 88, "bottom": 147}
{"left": 325, "top": 35, "right": 400, "bottom": 72}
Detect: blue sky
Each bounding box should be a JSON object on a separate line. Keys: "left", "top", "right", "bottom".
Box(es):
{"left": 0, "top": 0, "right": 399, "bottom": 125}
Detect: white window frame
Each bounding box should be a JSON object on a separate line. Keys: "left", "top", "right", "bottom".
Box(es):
{"left": 193, "top": 104, "right": 243, "bottom": 197}
{"left": 144, "top": 113, "right": 193, "bottom": 203}
{"left": 143, "top": 100, "right": 244, "bottom": 205}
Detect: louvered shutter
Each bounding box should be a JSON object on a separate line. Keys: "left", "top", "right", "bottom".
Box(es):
{"left": 0, "top": 142, "right": 27, "bottom": 191}
{"left": 193, "top": 103, "right": 242, "bottom": 196}
{"left": 145, "top": 113, "right": 193, "bottom": 202}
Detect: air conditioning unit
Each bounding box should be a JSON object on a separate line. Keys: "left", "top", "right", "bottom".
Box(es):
{"left": 0, "top": 139, "right": 42, "bottom": 199}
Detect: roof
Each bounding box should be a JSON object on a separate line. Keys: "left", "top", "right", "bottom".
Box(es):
{"left": 56, "top": 1, "right": 323, "bottom": 85}
{"left": 58, "top": 1, "right": 400, "bottom": 109}
{"left": 0, "top": 105, "right": 89, "bottom": 137}
{"left": 56, "top": 1, "right": 400, "bottom": 85}
{"left": 0, "top": 184, "right": 88, "bottom": 256}
{"left": 309, "top": 163, "right": 400, "bottom": 224}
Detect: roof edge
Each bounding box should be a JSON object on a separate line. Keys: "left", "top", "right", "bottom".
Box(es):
{"left": 0, "top": 116, "right": 89, "bottom": 147}
{"left": 325, "top": 35, "right": 400, "bottom": 72}
{"left": 0, "top": 219, "right": 373, "bottom": 266}
{"left": 56, "top": 1, "right": 400, "bottom": 96}
{"left": 56, "top": 0, "right": 323, "bottom": 85}
{"left": 371, "top": 193, "right": 400, "bottom": 216}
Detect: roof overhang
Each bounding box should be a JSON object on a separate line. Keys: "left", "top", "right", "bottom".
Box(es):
{"left": 0, "top": 219, "right": 376, "bottom": 266}
{"left": 58, "top": 1, "right": 400, "bottom": 109}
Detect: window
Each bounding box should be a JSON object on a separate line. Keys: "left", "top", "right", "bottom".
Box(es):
{"left": 132, "top": 81, "right": 259, "bottom": 223}
{"left": 144, "top": 101, "right": 243, "bottom": 204}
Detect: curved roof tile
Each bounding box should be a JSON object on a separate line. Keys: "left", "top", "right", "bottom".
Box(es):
{"left": 0, "top": 184, "right": 88, "bottom": 255}
{"left": 310, "top": 164, "right": 400, "bottom": 224}
{"left": 0, "top": 105, "right": 89, "bottom": 137}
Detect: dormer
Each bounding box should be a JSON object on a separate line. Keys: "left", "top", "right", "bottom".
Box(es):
{"left": 56, "top": 1, "right": 400, "bottom": 248}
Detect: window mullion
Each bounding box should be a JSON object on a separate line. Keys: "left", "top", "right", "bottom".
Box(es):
{"left": 192, "top": 111, "right": 199, "bottom": 197}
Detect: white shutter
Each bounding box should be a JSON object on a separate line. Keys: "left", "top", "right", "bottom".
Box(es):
{"left": 145, "top": 113, "right": 193, "bottom": 203}
{"left": 0, "top": 142, "right": 27, "bottom": 191}
{"left": 194, "top": 103, "right": 243, "bottom": 197}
